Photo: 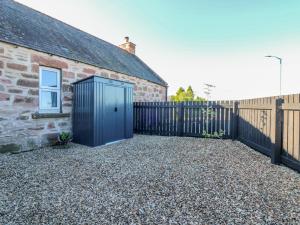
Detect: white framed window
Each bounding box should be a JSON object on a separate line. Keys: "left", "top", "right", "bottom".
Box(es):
{"left": 39, "top": 66, "right": 61, "bottom": 113}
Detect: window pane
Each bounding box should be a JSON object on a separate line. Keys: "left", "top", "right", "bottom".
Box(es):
{"left": 41, "top": 91, "right": 58, "bottom": 108}
{"left": 41, "top": 70, "right": 58, "bottom": 87}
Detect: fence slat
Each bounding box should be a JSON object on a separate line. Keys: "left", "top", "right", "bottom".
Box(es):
{"left": 165, "top": 102, "right": 169, "bottom": 135}
{"left": 294, "top": 95, "right": 300, "bottom": 160}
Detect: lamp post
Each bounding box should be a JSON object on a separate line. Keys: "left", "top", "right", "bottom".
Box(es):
{"left": 265, "top": 55, "right": 282, "bottom": 96}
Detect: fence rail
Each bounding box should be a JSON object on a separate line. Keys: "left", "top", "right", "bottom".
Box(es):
{"left": 133, "top": 94, "right": 300, "bottom": 172}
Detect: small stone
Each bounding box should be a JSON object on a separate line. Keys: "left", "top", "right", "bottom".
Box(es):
{"left": 63, "top": 102, "right": 72, "bottom": 107}
{"left": 31, "top": 54, "right": 68, "bottom": 69}
{"left": 21, "top": 73, "right": 38, "bottom": 79}
{"left": 17, "top": 79, "right": 38, "bottom": 88}
{"left": 28, "top": 126, "right": 44, "bottom": 131}
{"left": 77, "top": 73, "right": 88, "bottom": 79}
{"left": 0, "top": 93, "right": 10, "bottom": 101}
{"left": 83, "top": 68, "right": 96, "bottom": 74}
{"left": 110, "top": 73, "right": 119, "bottom": 79}
{"left": 0, "top": 78, "right": 12, "bottom": 84}
{"left": 13, "top": 95, "right": 38, "bottom": 106}
{"left": 17, "top": 115, "right": 29, "bottom": 120}
{"left": 6, "top": 63, "right": 27, "bottom": 71}
{"left": 63, "top": 96, "right": 72, "bottom": 101}
{"left": 31, "top": 64, "right": 39, "bottom": 73}
{"left": 47, "top": 122, "right": 55, "bottom": 129}
{"left": 101, "top": 72, "right": 109, "bottom": 78}
{"left": 21, "top": 110, "right": 31, "bottom": 113}
{"left": 63, "top": 84, "right": 73, "bottom": 92}
{"left": 25, "top": 97, "right": 36, "bottom": 104}
{"left": 28, "top": 89, "right": 39, "bottom": 96}
{"left": 63, "top": 71, "right": 75, "bottom": 79}
{"left": 13, "top": 96, "right": 24, "bottom": 103}
{"left": 58, "top": 122, "right": 68, "bottom": 127}
{"left": 8, "top": 89, "right": 23, "bottom": 94}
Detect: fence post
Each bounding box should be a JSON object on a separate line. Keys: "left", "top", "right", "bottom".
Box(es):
{"left": 270, "top": 98, "right": 283, "bottom": 165}
{"left": 232, "top": 101, "right": 239, "bottom": 140}
{"left": 177, "top": 102, "right": 184, "bottom": 136}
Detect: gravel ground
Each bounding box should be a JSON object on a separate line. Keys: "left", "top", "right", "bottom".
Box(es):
{"left": 0, "top": 135, "right": 299, "bottom": 225}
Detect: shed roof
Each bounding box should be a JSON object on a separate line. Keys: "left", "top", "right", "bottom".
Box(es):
{"left": 73, "top": 75, "right": 134, "bottom": 86}
{"left": 0, "top": 0, "right": 167, "bottom": 86}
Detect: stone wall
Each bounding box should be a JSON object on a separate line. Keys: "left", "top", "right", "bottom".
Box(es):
{"left": 0, "top": 42, "right": 167, "bottom": 152}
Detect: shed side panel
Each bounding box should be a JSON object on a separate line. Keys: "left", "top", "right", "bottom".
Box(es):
{"left": 73, "top": 81, "right": 94, "bottom": 146}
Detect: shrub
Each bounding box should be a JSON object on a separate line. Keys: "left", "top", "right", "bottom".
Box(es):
{"left": 57, "top": 132, "right": 72, "bottom": 146}
{"left": 202, "top": 130, "right": 224, "bottom": 139}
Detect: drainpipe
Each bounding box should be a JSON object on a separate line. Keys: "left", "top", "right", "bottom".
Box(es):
{"left": 165, "top": 85, "right": 168, "bottom": 102}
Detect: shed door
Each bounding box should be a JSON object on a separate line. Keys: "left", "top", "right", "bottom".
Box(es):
{"left": 103, "top": 85, "right": 125, "bottom": 143}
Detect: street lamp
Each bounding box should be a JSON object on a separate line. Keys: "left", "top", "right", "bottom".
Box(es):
{"left": 265, "top": 55, "right": 282, "bottom": 96}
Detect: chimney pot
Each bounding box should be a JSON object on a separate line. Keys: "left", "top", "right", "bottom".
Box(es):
{"left": 119, "top": 36, "right": 136, "bottom": 54}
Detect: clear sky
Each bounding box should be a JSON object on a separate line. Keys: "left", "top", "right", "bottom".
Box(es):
{"left": 17, "top": 0, "right": 300, "bottom": 100}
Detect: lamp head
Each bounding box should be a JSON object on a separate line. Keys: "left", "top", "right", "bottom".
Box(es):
{"left": 265, "top": 55, "right": 282, "bottom": 61}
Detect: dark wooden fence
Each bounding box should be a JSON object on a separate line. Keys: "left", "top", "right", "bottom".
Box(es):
{"left": 133, "top": 94, "right": 300, "bottom": 172}
{"left": 238, "top": 97, "right": 276, "bottom": 157}
{"left": 236, "top": 95, "right": 300, "bottom": 172}
{"left": 134, "top": 101, "right": 235, "bottom": 138}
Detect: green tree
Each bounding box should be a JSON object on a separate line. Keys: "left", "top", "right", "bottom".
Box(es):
{"left": 171, "top": 87, "right": 185, "bottom": 101}
{"left": 170, "top": 86, "right": 205, "bottom": 102}
{"left": 185, "top": 86, "right": 195, "bottom": 101}
{"left": 176, "top": 87, "right": 185, "bottom": 96}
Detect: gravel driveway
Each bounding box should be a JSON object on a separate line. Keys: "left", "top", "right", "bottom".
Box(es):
{"left": 0, "top": 135, "right": 299, "bottom": 225}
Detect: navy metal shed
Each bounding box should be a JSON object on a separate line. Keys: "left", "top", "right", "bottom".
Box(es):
{"left": 72, "top": 76, "right": 133, "bottom": 147}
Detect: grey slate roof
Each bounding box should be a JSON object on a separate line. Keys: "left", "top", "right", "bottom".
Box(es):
{"left": 0, "top": 0, "right": 167, "bottom": 86}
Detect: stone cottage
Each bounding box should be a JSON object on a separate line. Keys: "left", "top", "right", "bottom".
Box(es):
{"left": 0, "top": 0, "right": 168, "bottom": 152}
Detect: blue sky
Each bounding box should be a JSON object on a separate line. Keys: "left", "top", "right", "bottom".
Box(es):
{"left": 17, "top": 0, "right": 300, "bottom": 99}
{"left": 95, "top": 0, "right": 300, "bottom": 49}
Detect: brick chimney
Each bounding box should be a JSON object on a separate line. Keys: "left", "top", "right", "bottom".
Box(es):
{"left": 119, "top": 36, "right": 136, "bottom": 54}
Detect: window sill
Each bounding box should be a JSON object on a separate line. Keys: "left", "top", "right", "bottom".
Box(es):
{"left": 32, "top": 112, "right": 70, "bottom": 119}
